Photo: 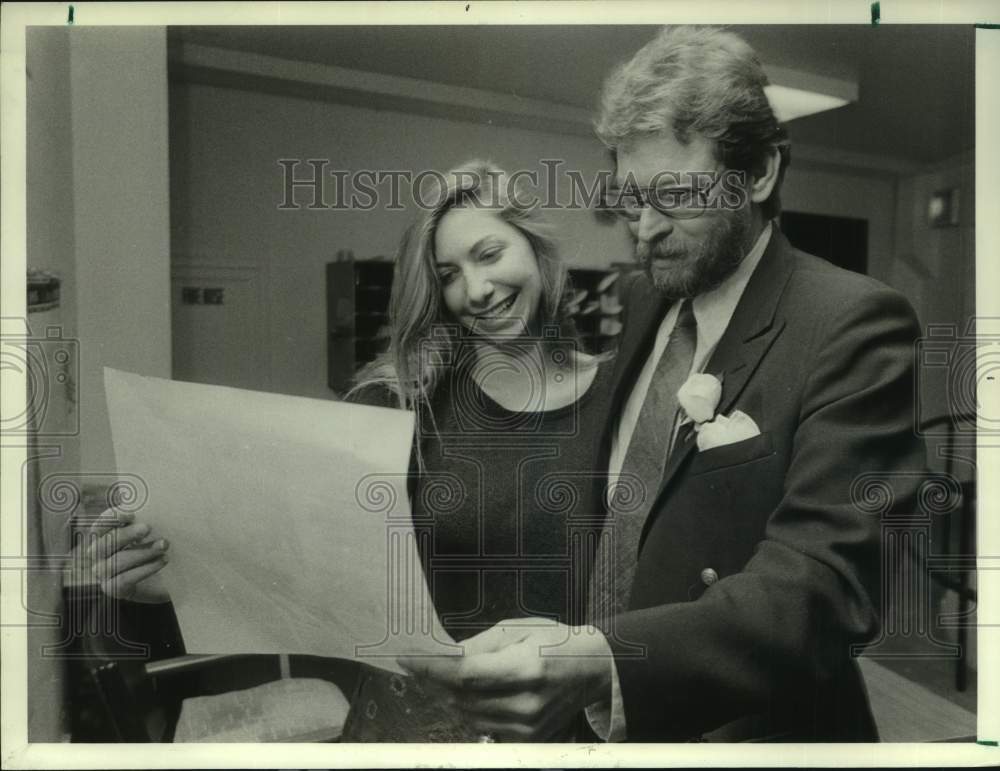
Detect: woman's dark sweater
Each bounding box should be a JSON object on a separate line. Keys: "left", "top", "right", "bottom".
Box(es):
{"left": 350, "top": 353, "right": 613, "bottom": 640}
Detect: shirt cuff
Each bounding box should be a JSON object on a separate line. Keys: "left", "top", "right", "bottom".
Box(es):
{"left": 584, "top": 641, "right": 627, "bottom": 741}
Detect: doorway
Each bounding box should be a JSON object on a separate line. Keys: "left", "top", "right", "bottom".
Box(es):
{"left": 779, "top": 211, "right": 869, "bottom": 275}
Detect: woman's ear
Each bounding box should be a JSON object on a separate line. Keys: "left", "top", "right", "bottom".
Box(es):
{"left": 749, "top": 146, "right": 781, "bottom": 206}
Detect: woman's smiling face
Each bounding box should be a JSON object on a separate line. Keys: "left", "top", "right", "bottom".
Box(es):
{"left": 434, "top": 206, "right": 543, "bottom": 339}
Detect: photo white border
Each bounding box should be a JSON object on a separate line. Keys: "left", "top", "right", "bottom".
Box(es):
{"left": 2, "top": 1, "right": 998, "bottom": 767}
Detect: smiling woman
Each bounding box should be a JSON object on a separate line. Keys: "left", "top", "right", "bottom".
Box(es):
{"left": 434, "top": 206, "right": 544, "bottom": 341}
{"left": 351, "top": 160, "right": 608, "bottom": 431}
{"left": 341, "top": 161, "right": 617, "bottom": 741}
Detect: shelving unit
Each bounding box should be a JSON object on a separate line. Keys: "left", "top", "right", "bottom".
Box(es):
{"left": 566, "top": 267, "right": 625, "bottom": 354}
{"left": 326, "top": 254, "right": 393, "bottom": 394}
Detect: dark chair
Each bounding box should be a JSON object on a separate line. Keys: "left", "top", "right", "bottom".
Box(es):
{"left": 69, "top": 584, "right": 360, "bottom": 742}
{"left": 920, "top": 410, "right": 977, "bottom": 692}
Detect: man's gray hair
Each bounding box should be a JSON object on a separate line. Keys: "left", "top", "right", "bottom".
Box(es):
{"left": 595, "top": 26, "right": 790, "bottom": 219}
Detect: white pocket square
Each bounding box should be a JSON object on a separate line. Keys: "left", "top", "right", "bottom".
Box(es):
{"left": 695, "top": 410, "right": 760, "bottom": 452}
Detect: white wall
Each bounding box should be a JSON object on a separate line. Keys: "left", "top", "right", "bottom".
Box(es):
{"left": 891, "top": 153, "right": 975, "bottom": 329}
{"left": 25, "top": 26, "right": 77, "bottom": 743}
{"left": 24, "top": 24, "right": 173, "bottom": 741}
{"left": 893, "top": 152, "right": 976, "bottom": 672}
{"left": 783, "top": 152, "right": 977, "bottom": 436}
{"left": 70, "top": 28, "right": 173, "bottom": 474}
{"left": 782, "top": 151, "right": 976, "bottom": 336}
{"left": 27, "top": 27, "right": 78, "bottom": 474}
{"left": 780, "top": 163, "right": 898, "bottom": 286}
{"left": 169, "top": 80, "right": 630, "bottom": 400}
{"left": 27, "top": 29, "right": 76, "bottom": 317}
{"left": 891, "top": 152, "right": 976, "bottom": 425}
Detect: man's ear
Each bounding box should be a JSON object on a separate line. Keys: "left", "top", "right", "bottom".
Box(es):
{"left": 749, "top": 146, "right": 781, "bottom": 206}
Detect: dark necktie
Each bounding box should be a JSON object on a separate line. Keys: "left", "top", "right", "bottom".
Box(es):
{"left": 590, "top": 299, "right": 697, "bottom": 626}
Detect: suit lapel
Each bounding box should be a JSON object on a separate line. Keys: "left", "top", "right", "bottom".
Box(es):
{"left": 651, "top": 229, "right": 797, "bottom": 516}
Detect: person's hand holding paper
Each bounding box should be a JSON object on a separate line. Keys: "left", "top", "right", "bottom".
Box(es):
{"left": 71, "top": 508, "right": 171, "bottom": 603}
{"left": 102, "top": 368, "right": 458, "bottom": 673}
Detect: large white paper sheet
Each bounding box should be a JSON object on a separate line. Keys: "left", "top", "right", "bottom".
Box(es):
{"left": 104, "top": 368, "right": 459, "bottom": 673}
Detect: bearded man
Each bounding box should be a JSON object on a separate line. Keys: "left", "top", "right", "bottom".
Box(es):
{"left": 403, "top": 26, "right": 925, "bottom": 743}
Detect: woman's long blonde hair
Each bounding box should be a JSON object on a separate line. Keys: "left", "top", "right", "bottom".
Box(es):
{"left": 351, "top": 159, "right": 576, "bottom": 436}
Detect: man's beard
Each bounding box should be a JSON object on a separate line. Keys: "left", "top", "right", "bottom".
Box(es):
{"left": 634, "top": 207, "right": 754, "bottom": 298}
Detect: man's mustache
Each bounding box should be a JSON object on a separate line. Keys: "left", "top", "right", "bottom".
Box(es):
{"left": 637, "top": 238, "right": 688, "bottom": 264}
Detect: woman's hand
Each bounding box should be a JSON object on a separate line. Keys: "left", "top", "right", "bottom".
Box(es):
{"left": 70, "top": 509, "right": 171, "bottom": 603}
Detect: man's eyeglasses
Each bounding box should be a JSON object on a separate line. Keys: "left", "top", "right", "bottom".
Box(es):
{"left": 602, "top": 173, "right": 733, "bottom": 221}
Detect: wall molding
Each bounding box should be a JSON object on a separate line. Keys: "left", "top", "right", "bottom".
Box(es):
{"left": 792, "top": 143, "right": 923, "bottom": 177}
{"left": 169, "top": 41, "right": 932, "bottom": 179}
{"left": 169, "top": 41, "right": 597, "bottom": 139}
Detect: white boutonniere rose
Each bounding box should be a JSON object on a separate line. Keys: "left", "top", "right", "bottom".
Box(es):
{"left": 677, "top": 373, "right": 761, "bottom": 451}
{"left": 677, "top": 373, "right": 723, "bottom": 424}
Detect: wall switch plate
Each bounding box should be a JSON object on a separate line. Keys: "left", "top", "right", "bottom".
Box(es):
{"left": 203, "top": 288, "right": 225, "bottom": 305}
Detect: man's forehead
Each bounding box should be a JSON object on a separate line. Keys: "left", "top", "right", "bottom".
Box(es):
{"left": 614, "top": 132, "right": 718, "bottom": 186}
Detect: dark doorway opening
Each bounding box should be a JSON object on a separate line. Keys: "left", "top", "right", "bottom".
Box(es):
{"left": 780, "top": 211, "right": 869, "bottom": 275}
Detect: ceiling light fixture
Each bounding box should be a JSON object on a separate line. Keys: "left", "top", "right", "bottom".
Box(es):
{"left": 763, "top": 64, "right": 858, "bottom": 123}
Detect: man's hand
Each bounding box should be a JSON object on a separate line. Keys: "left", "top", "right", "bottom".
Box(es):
{"left": 398, "top": 618, "right": 614, "bottom": 741}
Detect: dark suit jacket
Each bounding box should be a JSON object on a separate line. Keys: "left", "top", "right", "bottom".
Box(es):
{"left": 595, "top": 229, "right": 925, "bottom": 742}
